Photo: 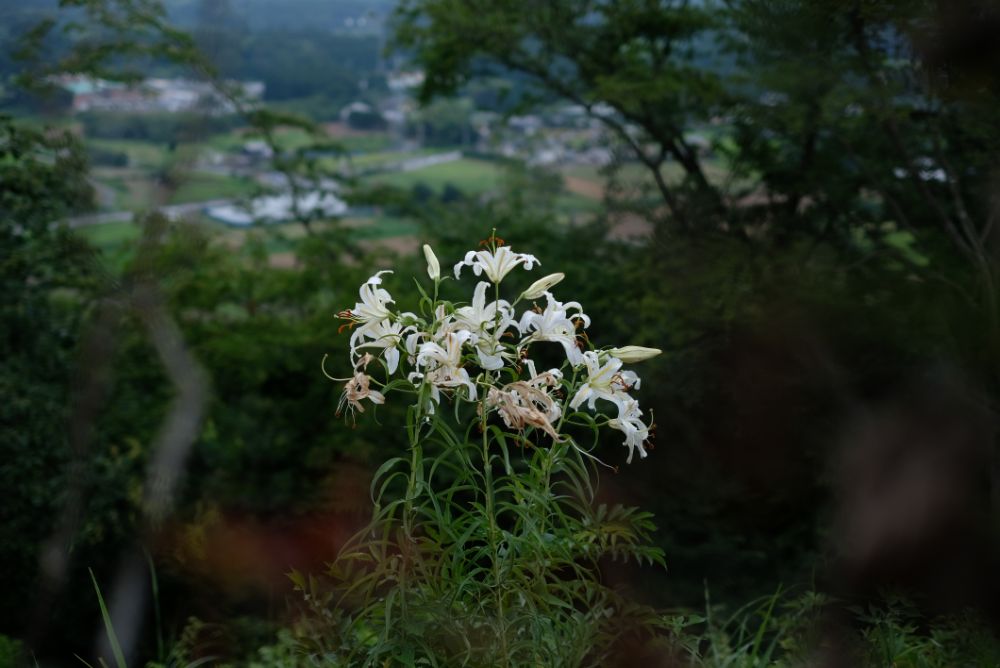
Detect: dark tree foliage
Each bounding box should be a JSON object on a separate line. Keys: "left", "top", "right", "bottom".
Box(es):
{"left": 393, "top": 0, "right": 1000, "bottom": 609}
{"left": 0, "top": 115, "right": 100, "bottom": 637}
{"left": 394, "top": 1, "right": 1000, "bottom": 316}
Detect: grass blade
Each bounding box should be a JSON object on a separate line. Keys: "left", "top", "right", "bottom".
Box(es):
{"left": 88, "top": 568, "right": 128, "bottom": 668}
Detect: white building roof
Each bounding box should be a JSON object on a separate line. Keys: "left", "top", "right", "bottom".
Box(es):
{"left": 205, "top": 191, "right": 347, "bottom": 226}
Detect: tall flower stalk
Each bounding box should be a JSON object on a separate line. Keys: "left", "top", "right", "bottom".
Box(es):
{"left": 305, "top": 234, "right": 667, "bottom": 666}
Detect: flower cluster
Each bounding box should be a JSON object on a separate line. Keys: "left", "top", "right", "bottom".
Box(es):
{"left": 328, "top": 235, "right": 661, "bottom": 464}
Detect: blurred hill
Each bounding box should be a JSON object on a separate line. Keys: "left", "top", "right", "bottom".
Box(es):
{"left": 164, "top": 0, "right": 396, "bottom": 33}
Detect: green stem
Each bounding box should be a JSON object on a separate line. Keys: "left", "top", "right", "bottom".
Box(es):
{"left": 400, "top": 419, "right": 424, "bottom": 631}
{"left": 481, "top": 419, "right": 510, "bottom": 667}
{"left": 404, "top": 439, "right": 421, "bottom": 536}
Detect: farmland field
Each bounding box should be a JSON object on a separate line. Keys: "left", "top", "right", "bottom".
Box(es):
{"left": 168, "top": 173, "right": 257, "bottom": 204}
{"left": 366, "top": 158, "right": 505, "bottom": 194}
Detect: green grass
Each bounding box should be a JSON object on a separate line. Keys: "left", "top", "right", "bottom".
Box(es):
{"left": 335, "top": 132, "right": 394, "bottom": 153}
{"left": 168, "top": 172, "right": 257, "bottom": 204}
{"left": 553, "top": 192, "right": 603, "bottom": 214}
{"left": 366, "top": 158, "right": 504, "bottom": 195}
{"left": 205, "top": 129, "right": 249, "bottom": 151}
{"left": 350, "top": 216, "right": 421, "bottom": 241}
{"left": 75, "top": 220, "right": 142, "bottom": 274}
{"left": 92, "top": 168, "right": 162, "bottom": 211}
{"left": 561, "top": 163, "right": 650, "bottom": 184}
{"left": 204, "top": 126, "right": 393, "bottom": 156}
{"left": 92, "top": 169, "right": 256, "bottom": 210}
{"left": 344, "top": 148, "right": 441, "bottom": 170}
{"left": 87, "top": 138, "right": 169, "bottom": 169}
{"left": 76, "top": 221, "right": 141, "bottom": 250}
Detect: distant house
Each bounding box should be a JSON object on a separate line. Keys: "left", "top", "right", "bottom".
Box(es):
{"left": 242, "top": 140, "right": 274, "bottom": 159}
{"left": 57, "top": 76, "right": 127, "bottom": 113}
{"left": 340, "top": 101, "right": 386, "bottom": 130}
{"left": 508, "top": 115, "right": 543, "bottom": 135}
{"left": 387, "top": 71, "right": 426, "bottom": 92}
{"left": 205, "top": 191, "right": 348, "bottom": 227}
{"left": 579, "top": 147, "right": 614, "bottom": 166}
{"left": 340, "top": 101, "right": 374, "bottom": 122}
{"left": 528, "top": 148, "right": 562, "bottom": 167}
{"left": 52, "top": 75, "right": 265, "bottom": 114}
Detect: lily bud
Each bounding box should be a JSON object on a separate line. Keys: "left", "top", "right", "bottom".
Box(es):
{"left": 520, "top": 272, "right": 565, "bottom": 300}
{"left": 608, "top": 346, "right": 662, "bottom": 363}
{"left": 423, "top": 244, "right": 440, "bottom": 281}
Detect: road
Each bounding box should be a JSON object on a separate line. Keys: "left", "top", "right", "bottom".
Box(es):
{"left": 62, "top": 199, "right": 235, "bottom": 229}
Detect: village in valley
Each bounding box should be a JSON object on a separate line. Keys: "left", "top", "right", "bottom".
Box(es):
{"left": 48, "top": 16, "right": 721, "bottom": 266}
{"left": 63, "top": 69, "right": 651, "bottom": 259}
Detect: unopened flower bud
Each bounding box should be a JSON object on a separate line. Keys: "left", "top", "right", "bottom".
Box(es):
{"left": 520, "top": 272, "right": 565, "bottom": 300}
{"left": 423, "top": 244, "right": 440, "bottom": 281}
{"left": 608, "top": 345, "right": 662, "bottom": 363}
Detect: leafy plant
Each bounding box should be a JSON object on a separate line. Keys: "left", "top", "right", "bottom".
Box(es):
{"left": 296, "top": 234, "right": 668, "bottom": 666}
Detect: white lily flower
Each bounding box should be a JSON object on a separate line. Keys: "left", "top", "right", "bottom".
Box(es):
{"left": 352, "top": 319, "right": 407, "bottom": 374}
{"left": 454, "top": 245, "right": 539, "bottom": 283}
{"left": 454, "top": 282, "right": 513, "bottom": 332}
{"left": 337, "top": 270, "right": 394, "bottom": 340}
{"left": 416, "top": 330, "right": 478, "bottom": 400}
{"left": 340, "top": 271, "right": 406, "bottom": 372}
{"left": 351, "top": 270, "right": 394, "bottom": 324}
{"left": 607, "top": 345, "right": 662, "bottom": 363}
{"left": 520, "top": 272, "right": 565, "bottom": 301}
{"left": 423, "top": 244, "right": 440, "bottom": 281}
{"left": 608, "top": 398, "right": 650, "bottom": 463}
{"left": 569, "top": 351, "right": 639, "bottom": 412}
{"left": 330, "top": 241, "right": 659, "bottom": 465}
{"left": 404, "top": 331, "right": 426, "bottom": 364}
{"left": 454, "top": 281, "right": 514, "bottom": 370}
{"left": 518, "top": 291, "right": 591, "bottom": 367}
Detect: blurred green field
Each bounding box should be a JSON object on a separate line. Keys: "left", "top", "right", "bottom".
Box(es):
{"left": 342, "top": 148, "right": 441, "bottom": 170}
{"left": 91, "top": 169, "right": 255, "bottom": 210}
{"left": 74, "top": 213, "right": 422, "bottom": 264}
{"left": 206, "top": 127, "right": 395, "bottom": 155}
{"left": 351, "top": 216, "right": 421, "bottom": 240}
{"left": 366, "top": 158, "right": 504, "bottom": 194}
{"left": 87, "top": 138, "right": 170, "bottom": 168}
{"left": 168, "top": 173, "right": 257, "bottom": 204}
{"left": 563, "top": 157, "right": 741, "bottom": 190}
{"left": 336, "top": 132, "right": 395, "bottom": 153}
{"left": 75, "top": 220, "right": 141, "bottom": 249}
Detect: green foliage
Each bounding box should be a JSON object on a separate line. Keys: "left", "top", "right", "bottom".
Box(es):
{"left": 286, "top": 241, "right": 669, "bottom": 666}
{"left": 304, "top": 434, "right": 664, "bottom": 666}
{"left": 394, "top": 0, "right": 727, "bottom": 228}
{"left": 393, "top": 0, "right": 1000, "bottom": 339}
{"left": 405, "top": 98, "right": 476, "bottom": 147}
{"left": 850, "top": 599, "right": 1000, "bottom": 668}
{"left": 0, "top": 113, "right": 101, "bottom": 638}
{"left": 240, "top": 630, "right": 311, "bottom": 668}
{"left": 634, "top": 591, "right": 1000, "bottom": 667}
{"left": 0, "top": 635, "right": 25, "bottom": 668}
